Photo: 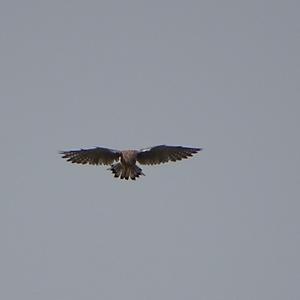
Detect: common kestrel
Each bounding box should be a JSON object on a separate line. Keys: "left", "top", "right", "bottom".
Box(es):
{"left": 60, "top": 145, "right": 201, "bottom": 180}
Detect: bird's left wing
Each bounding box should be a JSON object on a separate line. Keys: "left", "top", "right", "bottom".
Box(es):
{"left": 137, "top": 145, "right": 201, "bottom": 165}
{"left": 60, "top": 147, "right": 121, "bottom": 165}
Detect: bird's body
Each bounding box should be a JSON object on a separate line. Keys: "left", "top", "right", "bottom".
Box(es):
{"left": 121, "top": 150, "right": 138, "bottom": 166}
{"left": 60, "top": 145, "right": 201, "bottom": 180}
{"left": 111, "top": 150, "right": 143, "bottom": 180}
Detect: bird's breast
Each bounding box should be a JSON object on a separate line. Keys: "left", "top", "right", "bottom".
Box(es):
{"left": 121, "top": 150, "right": 138, "bottom": 166}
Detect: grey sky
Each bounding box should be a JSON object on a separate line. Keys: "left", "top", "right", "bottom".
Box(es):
{"left": 1, "top": 1, "right": 299, "bottom": 299}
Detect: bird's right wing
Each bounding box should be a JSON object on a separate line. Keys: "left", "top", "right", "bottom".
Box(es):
{"left": 60, "top": 147, "right": 121, "bottom": 166}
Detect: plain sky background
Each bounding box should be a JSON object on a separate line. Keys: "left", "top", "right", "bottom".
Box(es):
{"left": 1, "top": 1, "right": 299, "bottom": 299}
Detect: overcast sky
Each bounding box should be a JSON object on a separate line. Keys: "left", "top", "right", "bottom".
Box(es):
{"left": 1, "top": 1, "right": 299, "bottom": 299}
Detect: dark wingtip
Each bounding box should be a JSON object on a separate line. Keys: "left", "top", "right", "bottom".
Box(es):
{"left": 189, "top": 147, "right": 202, "bottom": 153}
{"left": 59, "top": 150, "right": 67, "bottom": 158}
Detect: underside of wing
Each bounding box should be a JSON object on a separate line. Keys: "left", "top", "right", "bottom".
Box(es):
{"left": 60, "top": 147, "right": 121, "bottom": 166}
{"left": 137, "top": 145, "right": 201, "bottom": 165}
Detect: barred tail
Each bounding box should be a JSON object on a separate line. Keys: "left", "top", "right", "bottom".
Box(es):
{"left": 109, "top": 163, "right": 122, "bottom": 178}
{"left": 108, "top": 163, "right": 145, "bottom": 180}
{"left": 130, "top": 165, "right": 145, "bottom": 180}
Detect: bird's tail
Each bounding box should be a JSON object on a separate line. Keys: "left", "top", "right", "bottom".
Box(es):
{"left": 108, "top": 163, "right": 145, "bottom": 180}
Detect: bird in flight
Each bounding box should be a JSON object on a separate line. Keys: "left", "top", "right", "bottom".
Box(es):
{"left": 60, "top": 145, "right": 201, "bottom": 180}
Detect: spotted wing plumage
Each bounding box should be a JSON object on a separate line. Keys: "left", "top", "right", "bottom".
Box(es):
{"left": 60, "top": 147, "right": 121, "bottom": 166}
{"left": 137, "top": 145, "right": 201, "bottom": 165}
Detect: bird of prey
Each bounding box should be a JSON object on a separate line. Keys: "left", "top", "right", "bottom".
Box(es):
{"left": 60, "top": 145, "right": 201, "bottom": 180}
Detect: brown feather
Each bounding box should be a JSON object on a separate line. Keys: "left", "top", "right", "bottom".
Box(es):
{"left": 137, "top": 145, "right": 201, "bottom": 165}
{"left": 60, "top": 147, "right": 120, "bottom": 166}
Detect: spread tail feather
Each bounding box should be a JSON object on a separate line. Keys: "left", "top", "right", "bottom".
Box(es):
{"left": 108, "top": 163, "right": 145, "bottom": 180}
{"left": 109, "top": 162, "right": 122, "bottom": 178}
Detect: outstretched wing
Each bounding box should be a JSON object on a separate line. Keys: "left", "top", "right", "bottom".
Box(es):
{"left": 137, "top": 145, "right": 201, "bottom": 165}
{"left": 60, "top": 147, "right": 121, "bottom": 166}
